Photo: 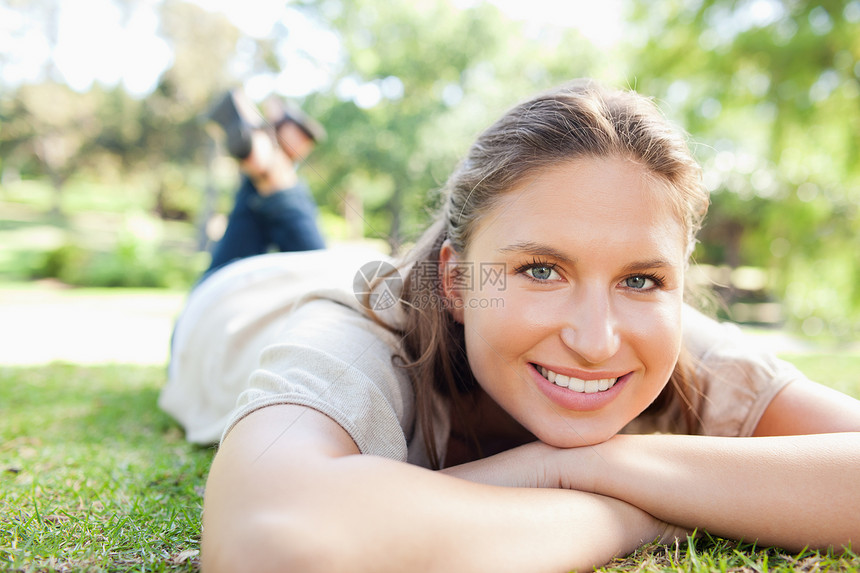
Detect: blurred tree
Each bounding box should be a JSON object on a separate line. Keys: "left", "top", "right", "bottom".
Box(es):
{"left": 626, "top": 0, "right": 860, "bottom": 334}
{"left": 6, "top": 83, "right": 102, "bottom": 215}
{"left": 154, "top": 0, "right": 241, "bottom": 110}
{"left": 0, "top": 0, "right": 241, "bottom": 220}
{"left": 139, "top": 0, "right": 242, "bottom": 232}
{"left": 0, "top": 0, "right": 70, "bottom": 213}
{"left": 285, "top": 0, "right": 603, "bottom": 250}
{"left": 2, "top": 83, "right": 155, "bottom": 214}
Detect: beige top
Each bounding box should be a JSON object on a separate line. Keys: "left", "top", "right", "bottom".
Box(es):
{"left": 160, "top": 248, "right": 805, "bottom": 467}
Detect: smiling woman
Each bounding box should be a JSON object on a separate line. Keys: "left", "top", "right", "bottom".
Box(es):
{"left": 440, "top": 157, "right": 688, "bottom": 449}
{"left": 161, "top": 79, "right": 860, "bottom": 572}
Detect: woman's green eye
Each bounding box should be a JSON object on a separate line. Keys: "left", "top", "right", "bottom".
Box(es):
{"left": 625, "top": 276, "right": 650, "bottom": 289}
{"left": 530, "top": 267, "right": 554, "bottom": 280}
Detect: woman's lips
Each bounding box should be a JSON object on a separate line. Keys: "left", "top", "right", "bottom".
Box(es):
{"left": 536, "top": 364, "right": 618, "bottom": 393}
{"left": 529, "top": 362, "right": 631, "bottom": 412}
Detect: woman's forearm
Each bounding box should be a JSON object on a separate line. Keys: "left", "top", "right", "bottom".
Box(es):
{"left": 202, "top": 405, "right": 675, "bottom": 573}
{"left": 563, "top": 433, "right": 860, "bottom": 551}
{"left": 443, "top": 433, "right": 860, "bottom": 551}
{"left": 282, "top": 455, "right": 671, "bottom": 572}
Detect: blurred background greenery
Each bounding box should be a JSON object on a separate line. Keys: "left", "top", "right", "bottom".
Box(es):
{"left": 1, "top": 0, "right": 858, "bottom": 341}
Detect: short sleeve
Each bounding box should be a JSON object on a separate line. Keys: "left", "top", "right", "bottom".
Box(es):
{"left": 684, "top": 306, "right": 807, "bottom": 437}
{"left": 624, "top": 306, "right": 808, "bottom": 437}
{"left": 221, "top": 298, "right": 416, "bottom": 462}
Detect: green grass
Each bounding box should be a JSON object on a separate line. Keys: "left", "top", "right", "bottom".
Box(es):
{"left": 1, "top": 356, "right": 858, "bottom": 572}
{"left": 0, "top": 364, "right": 213, "bottom": 572}
{"left": 601, "top": 533, "right": 859, "bottom": 572}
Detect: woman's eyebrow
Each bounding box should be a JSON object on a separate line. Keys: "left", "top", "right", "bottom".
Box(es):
{"left": 498, "top": 242, "right": 677, "bottom": 272}
{"left": 497, "top": 241, "right": 575, "bottom": 264}
{"left": 620, "top": 259, "right": 677, "bottom": 273}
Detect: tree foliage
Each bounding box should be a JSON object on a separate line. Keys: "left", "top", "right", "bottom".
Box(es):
{"left": 288, "top": 0, "right": 602, "bottom": 249}
{"left": 625, "top": 0, "right": 860, "bottom": 334}
{"left": 0, "top": 0, "right": 239, "bottom": 217}
{"left": 1, "top": 0, "right": 859, "bottom": 335}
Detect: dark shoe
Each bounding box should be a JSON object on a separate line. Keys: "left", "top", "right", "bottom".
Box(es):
{"left": 208, "top": 90, "right": 261, "bottom": 159}
{"left": 264, "top": 97, "right": 327, "bottom": 143}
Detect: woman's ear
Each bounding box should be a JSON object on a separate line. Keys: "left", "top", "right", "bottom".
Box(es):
{"left": 439, "top": 240, "right": 465, "bottom": 324}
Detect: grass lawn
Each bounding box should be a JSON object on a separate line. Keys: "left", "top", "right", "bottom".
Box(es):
{"left": 1, "top": 355, "right": 859, "bottom": 572}
{"left": 1, "top": 364, "right": 211, "bottom": 572}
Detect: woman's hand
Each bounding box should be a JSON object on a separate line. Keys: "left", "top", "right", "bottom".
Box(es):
{"left": 438, "top": 441, "right": 562, "bottom": 487}
{"left": 440, "top": 442, "right": 691, "bottom": 548}
{"left": 438, "top": 439, "right": 599, "bottom": 491}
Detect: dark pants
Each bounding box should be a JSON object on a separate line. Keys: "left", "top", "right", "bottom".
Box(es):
{"left": 202, "top": 176, "right": 325, "bottom": 282}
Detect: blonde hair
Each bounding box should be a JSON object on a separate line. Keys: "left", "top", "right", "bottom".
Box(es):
{"left": 386, "top": 79, "right": 709, "bottom": 468}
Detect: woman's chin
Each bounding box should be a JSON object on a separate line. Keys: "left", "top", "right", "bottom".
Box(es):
{"left": 534, "top": 427, "right": 617, "bottom": 449}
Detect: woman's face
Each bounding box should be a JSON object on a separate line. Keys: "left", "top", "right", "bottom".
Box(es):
{"left": 446, "top": 156, "right": 688, "bottom": 447}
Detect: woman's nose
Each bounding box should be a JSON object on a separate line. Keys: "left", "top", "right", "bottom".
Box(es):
{"left": 559, "top": 291, "right": 621, "bottom": 365}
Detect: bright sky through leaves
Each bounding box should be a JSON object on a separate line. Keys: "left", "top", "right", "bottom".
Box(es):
{"left": 1, "top": 0, "right": 623, "bottom": 97}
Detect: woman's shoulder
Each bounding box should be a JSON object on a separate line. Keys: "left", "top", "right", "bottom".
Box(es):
{"left": 222, "top": 284, "right": 420, "bottom": 464}
{"left": 680, "top": 304, "right": 809, "bottom": 437}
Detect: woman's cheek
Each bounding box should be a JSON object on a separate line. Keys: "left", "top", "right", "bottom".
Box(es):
{"left": 628, "top": 298, "right": 684, "bottom": 371}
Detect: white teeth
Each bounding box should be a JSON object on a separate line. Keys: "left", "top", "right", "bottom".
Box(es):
{"left": 537, "top": 365, "right": 617, "bottom": 394}
{"left": 540, "top": 366, "right": 558, "bottom": 383}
